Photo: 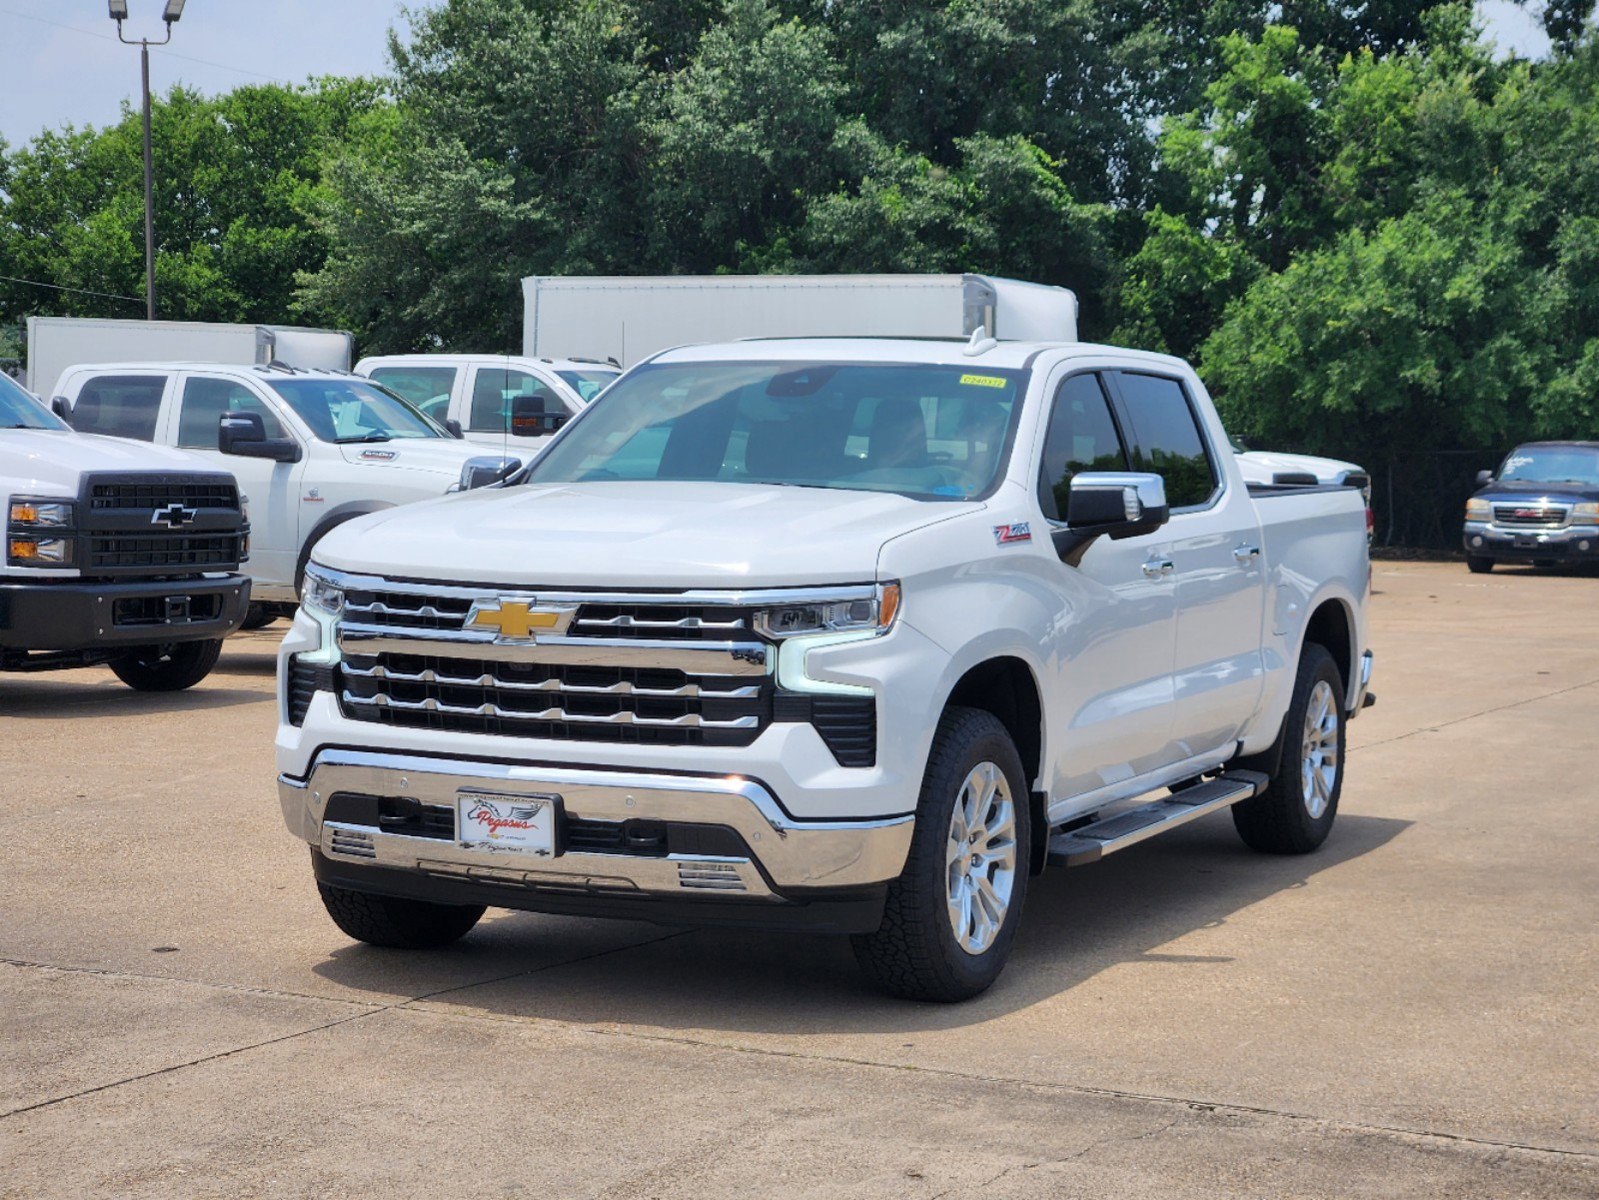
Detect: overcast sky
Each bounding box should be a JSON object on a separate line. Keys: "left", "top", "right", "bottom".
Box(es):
{"left": 0, "top": 1, "right": 1557, "bottom": 149}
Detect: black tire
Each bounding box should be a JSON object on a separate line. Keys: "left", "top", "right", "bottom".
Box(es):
{"left": 317, "top": 883, "right": 485, "bottom": 949}
{"left": 108, "top": 639, "right": 224, "bottom": 692}
{"left": 1232, "top": 642, "right": 1344, "bottom": 855}
{"left": 239, "top": 603, "right": 278, "bottom": 631}
{"left": 852, "top": 707, "right": 1031, "bottom": 1003}
{"left": 1466, "top": 556, "right": 1493, "bottom": 574}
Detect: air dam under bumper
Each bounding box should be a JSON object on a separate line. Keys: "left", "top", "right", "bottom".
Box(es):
{"left": 0, "top": 574, "right": 251, "bottom": 651}
{"left": 280, "top": 749, "right": 914, "bottom": 934}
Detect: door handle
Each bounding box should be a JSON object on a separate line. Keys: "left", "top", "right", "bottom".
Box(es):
{"left": 1142, "top": 557, "right": 1175, "bottom": 579}
{"left": 1233, "top": 543, "right": 1261, "bottom": 565}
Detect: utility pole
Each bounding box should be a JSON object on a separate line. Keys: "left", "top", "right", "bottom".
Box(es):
{"left": 110, "top": 1, "right": 187, "bottom": 322}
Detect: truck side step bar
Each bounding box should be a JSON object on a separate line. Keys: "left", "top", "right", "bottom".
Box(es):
{"left": 1046, "top": 770, "right": 1270, "bottom": 867}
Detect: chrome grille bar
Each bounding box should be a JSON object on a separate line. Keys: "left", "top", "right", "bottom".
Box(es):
{"left": 574, "top": 615, "right": 746, "bottom": 631}
{"left": 342, "top": 690, "right": 761, "bottom": 730}
{"left": 342, "top": 660, "right": 759, "bottom": 699}
{"left": 337, "top": 624, "right": 771, "bottom": 676}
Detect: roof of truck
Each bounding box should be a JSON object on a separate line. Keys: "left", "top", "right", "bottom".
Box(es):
{"left": 58, "top": 362, "right": 362, "bottom": 380}
{"left": 356, "top": 354, "right": 621, "bottom": 371}
{"left": 648, "top": 337, "right": 1191, "bottom": 373}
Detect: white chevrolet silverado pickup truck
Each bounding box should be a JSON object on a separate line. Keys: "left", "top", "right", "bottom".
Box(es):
{"left": 276, "top": 335, "right": 1373, "bottom": 1001}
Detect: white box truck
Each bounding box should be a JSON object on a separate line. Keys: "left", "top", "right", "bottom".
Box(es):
{"left": 26, "top": 317, "right": 354, "bottom": 398}
{"left": 521, "top": 274, "right": 1078, "bottom": 367}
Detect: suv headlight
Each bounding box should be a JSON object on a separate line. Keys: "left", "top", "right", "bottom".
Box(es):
{"left": 301, "top": 564, "right": 345, "bottom": 617}
{"left": 7, "top": 497, "right": 76, "bottom": 566}
{"left": 451, "top": 456, "right": 522, "bottom": 492}
{"left": 755, "top": 583, "right": 901, "bottom": 639}
{"left": 1465, "top": 497, "right": 1491, "bottom": 521}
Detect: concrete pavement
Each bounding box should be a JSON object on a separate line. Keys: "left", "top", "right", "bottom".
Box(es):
{"left": 1, "top": 562, "right": 1595, "bottom": 1197}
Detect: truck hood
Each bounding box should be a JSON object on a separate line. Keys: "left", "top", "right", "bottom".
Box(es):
{"left": 1473, "top": 480, "right": 1599, "bottom": 504}
{"left": 1, "top": 428, "right": 227, "bottom": 496}
{"left": 314, "top": 481, "right": 965, "bottom": 588}
{"left": 1236, "top": 449, "right": 1364, "bottom": 485}
{"left": 335, "top": 437, "right": 509, "bottom": 476}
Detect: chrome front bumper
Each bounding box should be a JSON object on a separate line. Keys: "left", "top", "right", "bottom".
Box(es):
{"left": 279, "top": 749, "right": 914, "bottom": 903}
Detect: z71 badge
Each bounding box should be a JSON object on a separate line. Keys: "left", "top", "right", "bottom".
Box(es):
{"left": 993, "top": 522, "right": 1032, "bottom": 545}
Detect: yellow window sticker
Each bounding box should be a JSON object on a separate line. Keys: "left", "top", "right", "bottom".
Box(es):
{"left": 959, "top": 373, "right": 1007, "bottom": 389}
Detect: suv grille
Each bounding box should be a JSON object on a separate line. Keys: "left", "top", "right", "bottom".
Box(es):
{"left": 1493, "top": 504, "right": 1568, "bottom": 528}
{"left": 77, "top": 473, "right": 246, "bottom": 577}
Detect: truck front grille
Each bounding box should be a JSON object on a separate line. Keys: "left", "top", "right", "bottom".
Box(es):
{"left": 88, "top": 532, "right": 243, "bottom": 570}
{"left": 1493, "top": 504, "right": 1569, "bottom": 528}
{"left": 90, "top": 481, "right": 240, "bottom": 510}
{"left": 341, "top": 588, "right": 757, "bottom": 640}
{"left": 339, "top": 653, "right": 770, "bottom": 747}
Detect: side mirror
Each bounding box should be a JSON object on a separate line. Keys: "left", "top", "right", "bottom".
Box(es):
{"left": 1475, "top": 469, "right": 1494, "bottom": 487}
{"left": 443, "top": 418, "right": 464, "bottom": 438}
{"left": 50, "top": 397, "right": 69, "bottom": 418}
{"left": 1052, "top": 472, "right": 1170, "bottom": 563}
{"left": 219, "top": 412, "right": 301, "bottom": 463}
{"left": 510, "top": 398, "right": 569, "bottom": 438}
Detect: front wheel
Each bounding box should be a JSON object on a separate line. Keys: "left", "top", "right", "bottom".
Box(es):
{"left": 1466, "top": 555, "right": 1494, "bottom": 574}
{"left": 239, "top": 603, "right": 278, "bottom": 631}
{"left": 318, "top": 883, "right": 485, "bottom": 949}
{"left": 109, "top": 639, "right": 224, "bottom": 692}
{"left": 852, "top": 707, "right": 1031, "bottom": 1002}
{"left": 1232, "top": 643, "right": 1345, "bottom": 854}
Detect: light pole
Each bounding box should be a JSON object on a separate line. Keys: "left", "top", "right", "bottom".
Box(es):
{"left": 110, "top": 0, "right": 186, "bottom": 321}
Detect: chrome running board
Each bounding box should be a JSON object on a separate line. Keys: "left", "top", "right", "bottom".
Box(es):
{"left": 1046, "top": 770, "right": 1269, "bottom": 867}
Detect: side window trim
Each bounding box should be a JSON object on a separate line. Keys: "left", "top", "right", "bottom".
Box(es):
{"left": 1035, "top": 368, "right": 1136, "bottom": 524}
{"left": 1102, "top": 369, "right": 1224, "bottom": 514}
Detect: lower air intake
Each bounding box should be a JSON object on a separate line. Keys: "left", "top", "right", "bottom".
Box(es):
{"left": 676, "top": 861, "right": 747, "bottom": 892}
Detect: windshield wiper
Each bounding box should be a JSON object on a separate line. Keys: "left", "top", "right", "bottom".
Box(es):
{"left": 337, "top": 431, "right": 392, "bottom": 443}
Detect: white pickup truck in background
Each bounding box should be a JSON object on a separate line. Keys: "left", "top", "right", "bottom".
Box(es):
{"left": 355, "top": 354, "right": 620, "bottom": 457}
{"left": 1, "top": 373, "right": 250, "bottom": 689}
{"left": 276, "top": 332, "right": 1372, "bottom": 1001}
{"left": 53, "top": 363, "right": 519, "bottom": 625}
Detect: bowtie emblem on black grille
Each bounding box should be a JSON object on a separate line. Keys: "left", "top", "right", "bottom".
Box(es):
{"left": 150, "top": 503, "right": 198, "bottom": 529}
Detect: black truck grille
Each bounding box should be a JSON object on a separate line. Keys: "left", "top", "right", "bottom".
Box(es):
{"left": 338, "top": 653, "right": 771, "bottom": 747}
{"left": 90, "top": 481, "right": 240, "bottom": 510}
{"left": 88, "top": 532, "right": 243, "bottom": 570}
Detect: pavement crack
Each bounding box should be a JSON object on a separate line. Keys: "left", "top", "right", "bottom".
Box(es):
{"left": 397, "top": 929, "right": 691, "bottom": 1007}
{"left": 1351, "top": 676, "right": 1599, "bottom": 752}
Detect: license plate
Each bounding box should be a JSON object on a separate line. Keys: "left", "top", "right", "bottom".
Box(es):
{"left": 457, "top": 791, "right": 558, "bottom": 856}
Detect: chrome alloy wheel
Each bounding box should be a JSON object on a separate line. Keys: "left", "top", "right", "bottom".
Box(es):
{"left": 1301, "top": 679, "right": 1340, "bottom": 819}
{"left": 945, "top": 761, "right": 1018, "bottom": 955}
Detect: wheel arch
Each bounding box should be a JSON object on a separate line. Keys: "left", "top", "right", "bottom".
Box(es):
{"left": 1301, "top": 595, "right": 1356, "bottom": 701}
{"left": 941, "top": 655, "right": 1048, "bottom": 876}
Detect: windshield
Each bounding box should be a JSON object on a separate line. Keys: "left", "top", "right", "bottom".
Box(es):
{"left": 529, "top": 360, "right": 1026, "bottom": 501}
{"left": 0, "top": 374, "right": 66, "bottom": 430}
{"left": 266, "top": 377, "right": 446, "bottom": 443}
{"left": 556, "top": 369, "right": 619, "bottom": 403}
{"left": 1497, "top": 445, "right": 1599, "bottom": 486}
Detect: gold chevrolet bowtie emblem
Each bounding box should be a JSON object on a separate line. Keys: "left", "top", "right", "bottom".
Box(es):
{"left": 465, "top": 599, "right": 575, "bottom": 640}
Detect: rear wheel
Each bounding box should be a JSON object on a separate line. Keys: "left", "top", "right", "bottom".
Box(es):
{"left": 317, "top": 883, "right": 485, "bottom": 949}
{"left": 109, "top": 639, "right": 223, "bottom": 692}
{"left": 852, "top": 707, "right": 1031, "bottom": 1002}
{"left": 1466, "top": 556, "right": 1494, "bottom": 574}
{"left": 1232, "top": 643, "right": 1345, "bottom": 855}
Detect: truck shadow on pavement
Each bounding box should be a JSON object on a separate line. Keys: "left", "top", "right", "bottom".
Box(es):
{"left": 310, "top": 810, "right": 1410, "bottom": 1030}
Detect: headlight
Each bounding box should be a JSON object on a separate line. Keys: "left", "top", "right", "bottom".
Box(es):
{"left": 755, "top": 583, "right": 901, "bottom": 639}
{"left": 1465, "top": 498, "right": 1492, "bottom": 521}
{"left": 8, "top": 536, "right": 72, "bottom": 565}
{"left": 9, "top": 499, "right": 75, "bottom": 527}
{"left": 301, "top": 564, "right": 345, "bottom": 617}
{"left": 452, "top": 456, "right": 522, "bottom": 492}
{"left": 1574, "top": 502, "right": 1599, "bottom": 523}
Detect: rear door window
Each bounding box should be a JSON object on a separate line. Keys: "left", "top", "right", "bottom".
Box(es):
{"left": 367, "top": 366, "right": 457, "bottom": 424}
{"left": 1111, "top": 372, "right": 1218, "bottom": 510}
{"left": 67, "top": 375, "right": 167, "bottom": 442}
{"left": 177, "top": 377, "right": 287, "bottom": 448}
{"left": 1038, "top": 373, "right": 1129, "bottom": 521}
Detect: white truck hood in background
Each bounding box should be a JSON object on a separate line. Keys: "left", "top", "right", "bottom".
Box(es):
{"left": 335, "top": 438, "right": 497, "bottom": 475}
{"left": 313, "top": 481, "right": 966, "bottom": 588}
{"left": 2, "top": 429, "right": 227, "bottom": 495}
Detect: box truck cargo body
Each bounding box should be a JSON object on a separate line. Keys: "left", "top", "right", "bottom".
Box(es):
{"left": 26, "top": 318, "right": 354, "bottom": 397}
{"left": 521, "top": 274, "right": 1078, "bottom": 367}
